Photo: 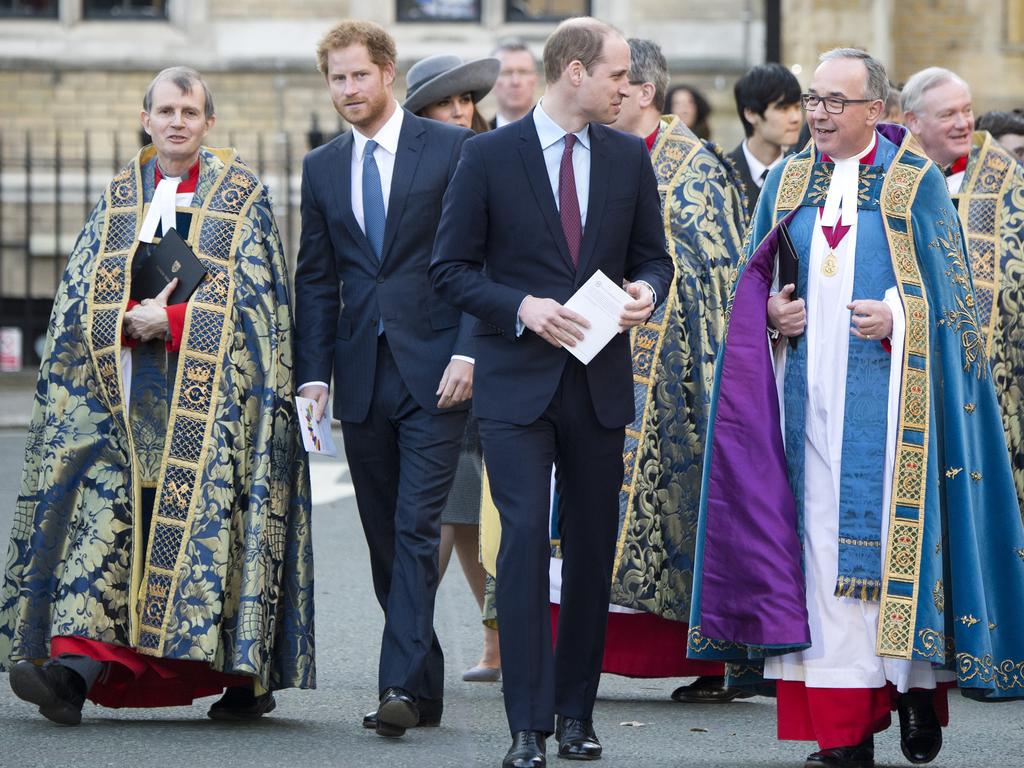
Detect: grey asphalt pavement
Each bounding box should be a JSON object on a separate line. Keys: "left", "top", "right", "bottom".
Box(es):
{"left": 0, "top": 426, "right": 1021, "bottom": 768}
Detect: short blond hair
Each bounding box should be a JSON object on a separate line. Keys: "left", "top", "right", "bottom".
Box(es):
{"left": 316, "top": 20, "right": 397, "bottom": 76}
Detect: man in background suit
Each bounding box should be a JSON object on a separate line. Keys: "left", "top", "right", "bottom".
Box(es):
{"left": 431, "top": 18, "right": 674, "bottom": 768}
{"left": 295, "top": 20, "right": 473, "bottom": 739}
{"left": 729, "top": 63, "right": 803, "bottom": 220}
{"left": 489, "top": 40, "right": 539, "bottom": 130}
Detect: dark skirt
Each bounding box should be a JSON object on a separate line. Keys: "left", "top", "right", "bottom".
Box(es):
{"left": 440, "top": 414, "right": 483, "bottom": 525}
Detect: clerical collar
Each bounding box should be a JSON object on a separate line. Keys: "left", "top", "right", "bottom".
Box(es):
{"left": 140, "top": 157, "right": 200, "bottom": 244}
{"left": 155, "top": 158, "right": 200, "bottom": 193}
{"left": 821, "top": 132, "right": 878, "bottom": 228}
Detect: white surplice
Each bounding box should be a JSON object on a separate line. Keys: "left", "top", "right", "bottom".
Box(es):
{"left": 764, "top": 140, "right": 952, "bottom": 691}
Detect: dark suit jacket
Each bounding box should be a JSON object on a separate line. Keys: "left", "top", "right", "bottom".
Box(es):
{"left": 429, "top": 114, "right": 674, "bottom": 429}
{"left": 728, "top": 143, "right": 760, "bottom": 221}
{"left": 295, "top": 110, "right": 474, "bottom": 423}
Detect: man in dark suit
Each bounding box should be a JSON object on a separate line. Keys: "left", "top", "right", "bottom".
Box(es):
{"left": 430, "top": 18, "right": 674, "bottom": 768}
{"left": 729, "top": 63, "right": 803, "bottom": 220}
{"left": 295, "top": 20, "right": 474, "bottom": 739}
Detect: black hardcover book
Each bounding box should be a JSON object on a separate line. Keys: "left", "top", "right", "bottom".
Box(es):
{"left": 131, "top": 228, "right": 207, "bottom": 305}
{"left": 776, "top": 221, "right": 800, "bottom": 349}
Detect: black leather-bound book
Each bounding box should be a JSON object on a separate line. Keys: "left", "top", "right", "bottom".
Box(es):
{"left": 776, "top": 221, "right": 800, "bottom": 349}
{"left": 131, "top": 228, "right": 207, "bottom": 305}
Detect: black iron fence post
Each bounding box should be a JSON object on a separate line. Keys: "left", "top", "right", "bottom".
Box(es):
{"left": 0, "top": 129, "right": 305, "bottom": 366}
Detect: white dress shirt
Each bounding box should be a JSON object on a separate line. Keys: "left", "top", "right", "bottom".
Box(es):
{"left": 516, "top": 101, "right": 654, "bottom": 333}
{"left": 350, "top": 101, "right": 404, "bottom": 231}
{"left": 741, "top": 139, "right": 785, "bottom": 189}
{"left": 533, "top": 99, "right": 591, "bottom": 227}
{"left": 300, "top": 102, "right": 469, "bottom": 396}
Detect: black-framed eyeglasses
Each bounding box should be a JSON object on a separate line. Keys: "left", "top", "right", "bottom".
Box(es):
{"left": 800, "top": 93, "right": 875, "bottom": 114}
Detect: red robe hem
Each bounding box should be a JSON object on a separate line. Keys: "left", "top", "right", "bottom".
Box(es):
{"left": 51, "top": 636, "right": 251, "bottom": 709}
{"left": 550, "top": 604, "right": 723, "bottom": 679}
{"left": 776, "top": 679, "right": 952, "bottom": 750}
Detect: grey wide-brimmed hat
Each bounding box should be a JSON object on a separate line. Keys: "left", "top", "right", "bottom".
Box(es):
{"left": 404, "top": 54, "right": 501, "bottom": 115}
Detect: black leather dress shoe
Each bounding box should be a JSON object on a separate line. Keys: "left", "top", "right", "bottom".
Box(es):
{"left": 805, "top": 736, "right": 874, "bottom": 768}
{"left": 897, "top": 691, "right": 942, "bottom": 764}
{"left": 9, "top": 660, "right": 87, "bottom": 726}
{"left": 670, "top": 675, "right": 754, "bottom": 703}
{"left": 363, "top": 697, "right": 442, "bottom": 729}
{"left": 375, "top": 687, "right": 419, "bottom": 738}
{"left": 503, "top": 730, "right": 546, "bottom": 768}
{"left": 207, "top": 686, "right": 277, "bottom": 721}
{"left": 555, "top": 715, "right": 602, "bottom": 760}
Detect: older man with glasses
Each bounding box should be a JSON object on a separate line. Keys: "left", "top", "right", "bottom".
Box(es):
{"left": 687, "top": 47, "right": 1024, "bottom": 768}
{"left": 488, "top": 40, "right": 539, "bottom": 129}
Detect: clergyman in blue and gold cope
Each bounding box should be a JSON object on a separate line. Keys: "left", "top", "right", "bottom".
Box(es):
{"left": 0, "top": 67, "right": 314, "bottom": 725}
{"left": 900, "top": 66, "right": 1024, "bottom": 524}
{"left": 688, "top": 48, "right": 1024, "bottom": 761}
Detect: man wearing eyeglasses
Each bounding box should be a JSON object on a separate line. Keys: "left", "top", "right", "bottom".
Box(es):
{"left": 489, "top": 40, "right": 539, "bottom": 130}
{"left": 687, "top": 47, "right": 1024, "bottom": 768}
{"left": 902, "top": 67, "right": 1024, "bottom": 528}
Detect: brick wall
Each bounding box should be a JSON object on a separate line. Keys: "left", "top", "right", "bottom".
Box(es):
{"left": 782, "top": 0, "right": 1024, "bottom": 111}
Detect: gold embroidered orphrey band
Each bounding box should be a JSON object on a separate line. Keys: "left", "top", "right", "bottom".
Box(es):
{"left": 612, "top": 119, "right": 702, "bottom": 577}
{"left": 957, "top": 132, "right": 1014, "bottom": 356}
{"left": 84, "top": 147, "right": 262, "bottom": 656}
{"left": 872, "top": 138, "right": 930, "bottom": 660}
{"left": 770, "top": 137, "right": 932, "bottom": 660}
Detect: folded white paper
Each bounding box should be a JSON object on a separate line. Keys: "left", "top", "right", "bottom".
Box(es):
{"left": 295, "top": 396, "right": 337, "bottom": 457}
{"left": 562, "top": 269, "right": 632, "bottom": 364}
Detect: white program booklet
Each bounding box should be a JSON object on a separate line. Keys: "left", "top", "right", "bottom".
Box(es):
{"left": 295, "top": 396, "right": 337, "bottom": 457}
{"left": 562, "top": 269, "right": 632, "bottom": 365}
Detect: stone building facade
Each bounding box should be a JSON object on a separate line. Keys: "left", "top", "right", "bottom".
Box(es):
{"left": 0, "top": 1, "right": 1020, "bottom": 363}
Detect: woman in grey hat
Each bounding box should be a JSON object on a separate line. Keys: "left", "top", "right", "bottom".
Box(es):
{"left": 404, "top": 53, "right": 502, "bottom": 683}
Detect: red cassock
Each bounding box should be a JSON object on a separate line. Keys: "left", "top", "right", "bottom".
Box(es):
{"left": 51, "top": 637, "right": 249, "bottom": 709}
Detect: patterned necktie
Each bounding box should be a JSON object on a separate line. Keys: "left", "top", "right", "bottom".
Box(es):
{"left": 559, "top": 133, "right": 582, "bottom": 268}
{"left": 362, "top": 139, "right": 385, "bottom": 261}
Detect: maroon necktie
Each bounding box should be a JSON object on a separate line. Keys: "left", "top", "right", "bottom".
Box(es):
{"left": 559, "top": 133, "right": 582, "bottom": 268}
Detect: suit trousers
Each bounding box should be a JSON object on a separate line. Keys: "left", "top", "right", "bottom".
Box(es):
{"left": 479, "top": 357, "right": 625, "bottom": 735}
{"left": 340, "top": 335, "right": 467, "bottom": 702}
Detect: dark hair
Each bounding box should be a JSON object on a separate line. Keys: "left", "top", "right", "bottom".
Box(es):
{"left": 542, "top": 17, "right": 618, "bottom": 85}
{"left": 976, "top": 110, "right": 1024, "bottom": 140}
{"left": 416, "top": 93, "right": 491, "bottom": 135}
{"left": 666, "top": 83, "right": 711, "bottom": 139}
{"left": 733, "top": 63, "right": 801, "bottom": 138}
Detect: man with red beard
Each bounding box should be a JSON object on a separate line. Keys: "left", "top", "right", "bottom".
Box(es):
{"left": 295, "top": 20, "right": 475, "bottom": 739}
{"left": 903, "top": 67, "right": 1024, "bottom": 523}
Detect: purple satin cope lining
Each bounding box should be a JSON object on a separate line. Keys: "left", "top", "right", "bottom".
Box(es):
{"left": 699, "top": 219, "right": 810, "bottom": 646}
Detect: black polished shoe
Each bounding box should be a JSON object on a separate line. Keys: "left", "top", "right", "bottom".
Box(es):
{"left": 897, "top": 691, "right": 942, "bottom": 764}
{"left": 670, "top": 675, "right": 754, "bottom": 703}
{"left": 375, "top": 687, "right": 419, "bottom": 738}
{"left": 805, "top": 736, "right": 874, "bottom": 768}
{"left": 503, "top": 730, "right": 546, "bottom": 768}
{"left": 9, "top": 659, "right": 87, "bottom": 726}
{"left": 207, "top": 686, "right": 277, "bottom": 721}
{"left": 555, "top": 715, "right": 602, "bottom": 760}
{"left": 363, "top": 697, "right": 442, "bottom": 729}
